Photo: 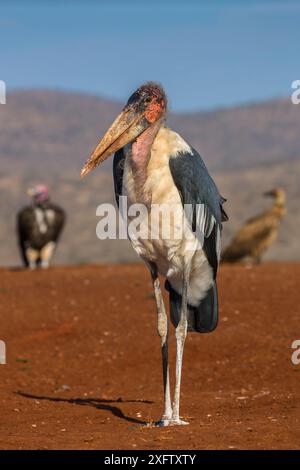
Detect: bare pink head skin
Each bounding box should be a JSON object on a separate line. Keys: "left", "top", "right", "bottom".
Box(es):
{"left": 81, "top": 82, "right": 167, "bottom": 177}
{"left": 28, "top": 184, "right": 49, "bottom": 204}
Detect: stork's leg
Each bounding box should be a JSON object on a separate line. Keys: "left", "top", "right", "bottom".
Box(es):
{"left": 171, "top": 262, "right": 190, "bottom": 425}
{"left": 149, "top": 263, "right": 172, "bottom": 426}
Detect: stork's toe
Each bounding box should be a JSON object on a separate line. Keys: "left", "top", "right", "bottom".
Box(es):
{"left": 169, "top": 418, "right": 189, "bottom": 426}
{"left": 155, "top": 418, "right": 189, "bottom": 427}
{"left": 155, "top": 419, "right": 172, "bottom": 427}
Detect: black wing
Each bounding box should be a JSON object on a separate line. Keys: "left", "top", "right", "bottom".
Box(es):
{"left": 169, "top": 149, "right": 228, "bottom": 278}
{"left": 17, "top": 207, "right": 35, "bottom": 266}
{"left": 47, "top": 204, "right": 66, "bottom": 242}
{"left": 113, "top": 149, "right": 126, "bottom": 207}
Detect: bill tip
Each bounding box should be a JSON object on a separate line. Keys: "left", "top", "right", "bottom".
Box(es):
{"left": 80, "top": 166, "right": 89, "bottom": 178}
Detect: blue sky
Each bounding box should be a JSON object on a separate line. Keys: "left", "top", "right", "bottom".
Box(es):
{"left": 0, "top": 0, "right": 298, "bottom": 111}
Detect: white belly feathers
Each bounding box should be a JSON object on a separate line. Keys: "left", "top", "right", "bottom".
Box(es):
{"left": 122, "top": 126, "right": 213, "bottom": 307}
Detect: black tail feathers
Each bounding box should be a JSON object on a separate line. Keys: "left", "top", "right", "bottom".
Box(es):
{"left": 165, "top": 281, "right": 218, "bottom": 333}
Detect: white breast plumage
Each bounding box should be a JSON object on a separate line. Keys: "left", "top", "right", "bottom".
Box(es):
{"left": 34, "top": 208, "right": 47, "bottom": 234}
{"left": 122, "top": 126, "right": 213, "bottom": 306}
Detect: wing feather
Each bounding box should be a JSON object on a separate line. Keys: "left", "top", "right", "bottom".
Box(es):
{"left": 169, "top": 149, "right": 227, "bottom": 278}
{"left": 113, "top": 149, "right": 126, "bottom": 207}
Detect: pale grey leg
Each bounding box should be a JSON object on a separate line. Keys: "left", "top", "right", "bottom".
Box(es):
{"left": 40, "top": 241, "right": 56, "bottom": 269}
{"left": 171, "top": 262, "right": 190, "bottom": 425}
{"left": 26, "top": 247, "right": 39, "bottom": 270}
{"left": 149, "top": 263, "right": 172, "bottom": 426}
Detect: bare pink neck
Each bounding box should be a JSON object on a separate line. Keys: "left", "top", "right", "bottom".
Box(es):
{"left": 128, "top": 121, "right": 162, "bottom": 203}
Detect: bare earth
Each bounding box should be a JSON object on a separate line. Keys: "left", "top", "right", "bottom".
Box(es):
{"left": 0, "top": 262, "right": 299, "bottom": 450}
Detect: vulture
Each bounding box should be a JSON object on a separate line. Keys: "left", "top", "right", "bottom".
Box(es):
{"left": 222, "top": 188, "right": 286, "bottom": 264}
{"left": 17, "top": 185, "right": 66, "bottom": 269}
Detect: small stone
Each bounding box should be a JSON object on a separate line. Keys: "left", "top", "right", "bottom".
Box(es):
{"left": 62, "top": 384, "right": 71, "bottom": 391}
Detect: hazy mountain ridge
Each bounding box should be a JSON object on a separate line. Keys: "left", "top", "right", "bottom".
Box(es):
{"left": 1, "top": 91, "right": 299, "bottom": 172}
{"left": 0, "top": 90, "right": 299, "bottom": 265}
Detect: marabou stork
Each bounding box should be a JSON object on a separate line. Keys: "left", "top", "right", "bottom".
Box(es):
{"left": 81, "top": 83, "right": 228, "bottom": 426}
{"left": 222, "top": 188, "right": 285, "bottom": 264}
{"left": 17, "top": 185, "right": 66, "bottom": 269}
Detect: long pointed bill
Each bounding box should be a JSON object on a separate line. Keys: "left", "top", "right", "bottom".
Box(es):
{"left": 81, "top": 107, "right": 148, "bottom": 177}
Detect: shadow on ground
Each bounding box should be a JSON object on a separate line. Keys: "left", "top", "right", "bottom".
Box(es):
{"left": 17, "top": 391, "right": 153, "bottom": 425}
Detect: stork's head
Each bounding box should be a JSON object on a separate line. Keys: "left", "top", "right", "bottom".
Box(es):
{"left": 27, "top": 184, "right": 49, "bottom": 204}
{"left": 81, "top": 82, "right": 167, "bottom": 177}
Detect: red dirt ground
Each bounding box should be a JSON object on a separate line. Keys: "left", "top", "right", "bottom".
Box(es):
{"left": 0, "top": 262, "right": 300, "bottom": 450}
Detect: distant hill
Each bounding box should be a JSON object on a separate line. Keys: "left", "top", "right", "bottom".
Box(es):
{"left": 1, "top": 91, "right": 300, "bottom": 172}
{"left": 0, "top": 90, "right": 299, "bottom": 266}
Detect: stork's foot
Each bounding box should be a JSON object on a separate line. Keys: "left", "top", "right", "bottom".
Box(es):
{"left": 155, "top": 418, "right": 189, "bottom": 427}
{"left": 169, "top": 418, "right": 189, "bottom": 426}
{"left": 155, "top": 419, "right": 171, "bottom": 427}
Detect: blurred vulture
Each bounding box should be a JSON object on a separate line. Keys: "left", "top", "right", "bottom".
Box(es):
{"left": 17, "top": 185, "right": 66, "bottom": 269}
{"left": 222, "top": 188, "right": 286, "bottom": 264}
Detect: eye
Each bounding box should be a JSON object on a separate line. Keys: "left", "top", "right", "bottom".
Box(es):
{"left": 144, "top": 96, "right": 152, "bottom": 104}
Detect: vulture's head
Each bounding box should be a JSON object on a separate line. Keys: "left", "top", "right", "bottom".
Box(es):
{"left": 27, "top": 184, "right": 49, "bottom": 204}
